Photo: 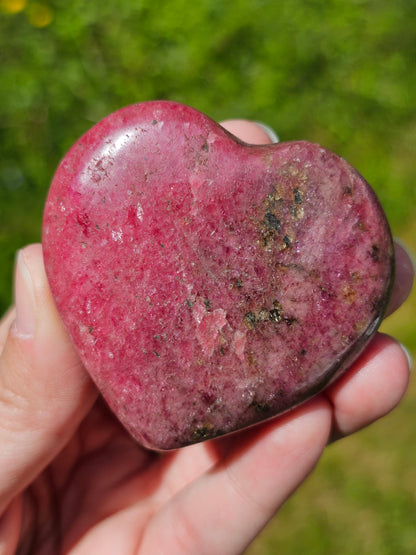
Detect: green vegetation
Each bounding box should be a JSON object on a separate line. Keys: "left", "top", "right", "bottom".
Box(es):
{"left": 1, "top": 1, "right": 415, "bottom": 552}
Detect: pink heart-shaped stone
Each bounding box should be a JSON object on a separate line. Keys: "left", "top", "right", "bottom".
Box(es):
{"left": 43, "top": 101, "right": 393, "bottom": 449}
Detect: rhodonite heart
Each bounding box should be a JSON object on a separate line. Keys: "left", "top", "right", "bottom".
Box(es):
{"left": 42, "top": 101, "right": 394, "bottom": 450}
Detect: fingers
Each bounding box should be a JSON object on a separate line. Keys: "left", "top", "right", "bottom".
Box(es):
{"left": 0, "top": 244, "right": 97, "bottom": 515}
{"left": 142, "top": 398, "right": 332, "bottom": 554}
{"left": 326, "top": 332, "right": 410, "bottom": 441}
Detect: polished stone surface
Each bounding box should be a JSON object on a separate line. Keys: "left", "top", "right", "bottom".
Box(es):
{"left": 43, "top": 101, "right": 394, "bottom": 449}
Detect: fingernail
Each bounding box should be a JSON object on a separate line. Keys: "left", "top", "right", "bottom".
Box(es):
{"left": 399, "top": 342, "right": 413, "bottom": 372}
{"left": 14, "top": 250, "right": 37, "bottom": 338}
{"left": 254, "top": 122, "right": 280, "bottom": 143}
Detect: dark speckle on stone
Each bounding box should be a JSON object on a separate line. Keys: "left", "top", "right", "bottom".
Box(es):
{"left": 234, "top": 278, "right": 243, "bottom": 289}
{"left": 191, "top": 425, "right": 213, "bottom": 440}
{"left": 264, "top": 212, "right": 281, "bottom": 231}
{"left": 357, "top": 221, "right": 368, "bottom": 231}
{"left": 244, "top": 311, "right": 257, "bottom": 329}
{"left": 370, "top": 244, "right": 380, "bottom": 261}
{"left": 293, "top": 187, "right": 303, "bottom": 204}
{"left": 258, "top": 307, "right": 270, "bottom": 321}
{"left": 269, "top": 308, "right": 282, "bottom": 322}
{"left": 250, "top": 400, "right": 271, "bottom": 413}
{"left": 290, "top": 205, "right": 304, "bottom": 220}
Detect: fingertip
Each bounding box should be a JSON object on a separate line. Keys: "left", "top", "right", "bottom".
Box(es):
{"left": 327, "top": 332, "right": 410, "bottom": 439}
{"left": 12, "top": 243, "right": 70, "bottom": 345}
{"left": 376, "top": 334, "right": 411, "bottom": 402}
{"left": 386, "top": 239, "right": 415, "bottom": 316}
{"left": 220, "top": 119, "right": 279, "bottom": 145}
{"left": 3, "top": 241, "right": 95, "bottom": 420}
{"left": 253, "top": 122, "right": 280, "bottom": 143}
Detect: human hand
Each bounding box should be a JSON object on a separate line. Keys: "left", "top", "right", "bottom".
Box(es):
{"left": 0, "top": 122, "right": 413, "bottom": 554}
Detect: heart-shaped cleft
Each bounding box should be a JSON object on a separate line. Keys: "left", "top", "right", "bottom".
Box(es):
{"left": 42, "top": 101, "right": 394, "bottom": 450}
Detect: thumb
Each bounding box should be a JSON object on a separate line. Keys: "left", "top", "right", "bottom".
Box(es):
{"left": 0, "top": 244, "right": 97, "bottom": 514}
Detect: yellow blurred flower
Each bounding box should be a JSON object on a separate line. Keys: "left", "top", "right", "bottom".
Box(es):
{"left": 0, "top": 0, "right": 27, "bottom": 14}
{"left": 26, "top": 2, "right": 53, "bottom": 28}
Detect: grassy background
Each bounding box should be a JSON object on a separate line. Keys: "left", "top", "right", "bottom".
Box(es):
{"left": 1, "top": 1, "right": 415, "bottom": 552}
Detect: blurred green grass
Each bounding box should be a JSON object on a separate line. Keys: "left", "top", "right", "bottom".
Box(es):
{"left": 1, "top": 1, "right": 415, "bottom": 552}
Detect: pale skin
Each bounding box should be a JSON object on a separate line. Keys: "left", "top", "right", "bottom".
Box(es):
{"left": 0, "top": 121, "right": 413, "bottom": 554}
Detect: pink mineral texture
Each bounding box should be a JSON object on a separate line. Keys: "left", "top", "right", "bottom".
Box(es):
{"left": 42, "top": 101, "right": 394, "bottom": 450}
